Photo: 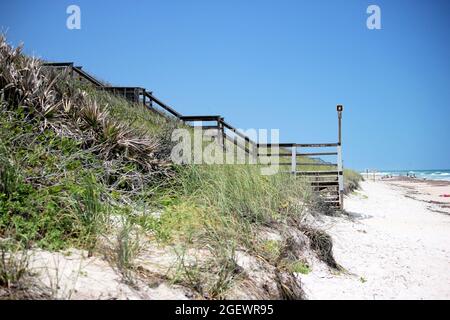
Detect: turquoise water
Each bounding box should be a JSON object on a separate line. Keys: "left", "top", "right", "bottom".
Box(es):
{"left": 361, "top": 169, "right": 450, "bottom": 181}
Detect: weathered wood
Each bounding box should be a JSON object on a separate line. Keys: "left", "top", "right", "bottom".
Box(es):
{"left": 257, "top": 153, "right": 291, "bottom": 157}
{"left": 192, "top": 125, "right": 220, "bottom": 130}
{"left": 257, "top": 143, "right": 295, "bottom": 147}
{"left": 291, "top": 146, "right": 296, "bottom": 173}
{"left": 44, "top": 62, "right": 345, "bottom": 210}
{"left": 180, "top": 115, "right": 222, "bottom": 121}
{"left": 297, "top": 152, "right": 338, "bottom": 156}
{"left": 43, "top": 62, "right": 74, "bottom": 67}
{"left": 224, "top": 135, "right": 251, "bottom": 154}
{"left": 310, "top": 181, "right": 339, "bottom": 186}
{"left": 296, "top": 143, "right": 339, "bottom": 148}
{"left": 294, "top": 170, "right": 342, "bottom": 175}
{"left": 221, "top": 120, "right": 257, "bottom": 146}
{"left": 73, "top": 67, "right": 105, "bottom": 87}
{"left": 145, "top": 92, "right": 183, "bottom": 118}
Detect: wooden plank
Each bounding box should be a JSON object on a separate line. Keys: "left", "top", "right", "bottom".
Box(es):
{"left": 294, "top": 170, "right": 342, "bottom": 175}
{"left": 296, "top": 143, "right": 339, "bottom": 148}
{"left": 221, "top": 120, "right": 258, "bottom": 147}
{"left": 73, "top": 67, "right": 105, "bottom": 87}
{"left": 310, "top": 181, "right": 339, "bottom": 186}
{"left": 337, "top": 144, "right": 344, "bottom": 209}
{"left": 192, "top": 125, "right": 220, "bottom": 130}
{"left": 257, "top": 143, "right": 295, "bottom": 147}
{"left": 258, "top": 143, "right": 338, "bottom": 148}
{"left": 42, "top": 62, "right": 74, "bottom": 67}
{"left": 257, "top": 153, "right": 291, "bottom": 157}
{"left": 297, "top": 152, "right": 338, "bottom": 156}
{"left": 144, "top": 92, "right": 183, "bottom": 118}
{"left": 224, "top": 134, "right": 251, "bottom": 154}
{"left": 105, "top": 86, "right": 145, "bottom": 90}
{"left": 180, "top": 115, "right": 222, "bottom": 121}
{"left": 291, "top": 146, "right": 296, "bottom": 173}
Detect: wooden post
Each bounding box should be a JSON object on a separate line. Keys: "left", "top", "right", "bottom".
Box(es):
{"left": 291, "top": 146, "right": 296, "bottom": 174}
{"left": 337, "top": 105, "right": 344, "bottom": 210}
{"left": 219, "top": 117, "right": 226, "bottom": 153}
{"left": 252, "top": 142, "right": 258, "bottom": 165}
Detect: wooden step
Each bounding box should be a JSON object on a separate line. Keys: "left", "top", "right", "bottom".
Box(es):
{"left": 294, "top": 170, "right": 342, "bottom": 176}
{"left": 312, "top": 186, "right": 339, "bottom": 191}
{"left": 310, "top": 181, "right": 339, "bottom": 186}
{"left": 322, "top": 201, "right": 341, "bottom": 207}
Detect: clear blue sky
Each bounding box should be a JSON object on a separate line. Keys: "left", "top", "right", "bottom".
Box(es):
{"left": 1, "top": 0, "right": 449, "bottom": 171}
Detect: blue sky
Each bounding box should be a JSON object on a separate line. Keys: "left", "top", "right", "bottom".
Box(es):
{"left": 1, "top": 0, "right": 449, "bottom": 171}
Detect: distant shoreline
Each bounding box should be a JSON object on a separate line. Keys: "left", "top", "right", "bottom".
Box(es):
{"left": 360, "top": 170, "right": 450, "bottom": 183}
{"left": 385, "top": 175, "right": 450, "bottom": 186}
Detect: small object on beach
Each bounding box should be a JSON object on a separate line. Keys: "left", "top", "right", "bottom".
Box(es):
{"left": 439, "top": 194, "right": 450, "bottom": 197}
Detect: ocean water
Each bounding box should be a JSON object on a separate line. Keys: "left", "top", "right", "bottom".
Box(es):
{"left": 361, "top": 169, "right": 450, "bottom": 182}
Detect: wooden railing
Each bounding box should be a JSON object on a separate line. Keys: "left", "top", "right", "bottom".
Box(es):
{"left": 42, "top": 62, "right": 344, "bottom": 209}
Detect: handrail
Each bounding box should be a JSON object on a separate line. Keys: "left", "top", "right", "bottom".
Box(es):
{"left": 220, "top": 119, "right": 257, "bottom": 147}
{"left": 257, "top": 143, "right": 296, "bottom": 148}
{"left": 43, "top": 62, "right": 74, "bottom": 67}
{"left": 257, "top": 143, "right": 339, "bottom": 147}
{"left": 104, "top": 86, "right": 145, "bottom": 90}
{"left": 44, "top": 60, "right": 345, "bottom": 209}
{"left": 73, "top": 66, "right": 105, "bottom": 87}
{"left": 180, "top": 115, "right": 222, "bottom": 122}
{"left": 43, "top": 63, "right": 105, "bottom": 87}
{"left": 223, "top": 134, "right": 252, "bottom": 154}
{"left": 144, "top": 91, "right": 183, "bottom": 119}
{"left": 258, "top": 152, "right": 338, "bottom": 156}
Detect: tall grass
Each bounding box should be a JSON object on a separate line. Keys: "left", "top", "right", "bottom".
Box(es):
{"left": 73, "top": 175, "right": 107, "bottom": 256}
{"left": 0, "top": 238, "right": 29, "bottom": 289}
{"left": 178, "top": 164, "right": 309, "bottom": 224}
{"left": 344, "top": 169, "right": 363, "bottom": 194}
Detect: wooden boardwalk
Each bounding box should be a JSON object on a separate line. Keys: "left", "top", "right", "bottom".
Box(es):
{"left": 43, "top": 62, "right": 345, "bottom": 209}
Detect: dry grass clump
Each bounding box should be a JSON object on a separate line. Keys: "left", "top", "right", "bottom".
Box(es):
{"left": 344, "top": 169, "right": 363, "bottom": 194}
{"left": 300, "top": 225, "right": 340, "bottom": 269}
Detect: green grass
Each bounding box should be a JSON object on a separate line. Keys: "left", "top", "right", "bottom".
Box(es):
{"left": 287, "top": 260, "right": 311, "bottom": 275}
{"left": 0, "top": 110, "right": 113, "bottom": 249}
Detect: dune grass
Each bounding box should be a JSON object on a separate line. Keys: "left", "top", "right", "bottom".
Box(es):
{"left": 344, "top": 169, "right": 363, "bottom": 194}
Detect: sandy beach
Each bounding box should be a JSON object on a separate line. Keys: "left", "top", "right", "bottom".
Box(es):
{"left": 302, "top": 178, "right": 450, "bottom": 299}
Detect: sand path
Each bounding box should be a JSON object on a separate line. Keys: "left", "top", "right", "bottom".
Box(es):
{"left": 301, "top": 180, "right": 450, "bottom": 299}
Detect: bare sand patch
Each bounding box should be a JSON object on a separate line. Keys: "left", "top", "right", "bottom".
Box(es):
{"left": 301, "top": 180, "right": 450, "bottom": 299}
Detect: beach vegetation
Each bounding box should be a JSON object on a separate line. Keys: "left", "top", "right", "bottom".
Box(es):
{"left": 0, "top": 34, "right": 361, "bottom": 299}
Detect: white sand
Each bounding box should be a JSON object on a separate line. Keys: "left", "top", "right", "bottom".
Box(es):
{"left": 301, "top": 180, "right": 450, "bottom": 300}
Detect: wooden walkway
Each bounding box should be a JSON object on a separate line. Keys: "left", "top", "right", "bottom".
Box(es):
{"left": 43, "top": 62, "right": 345, "bottom": 209}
